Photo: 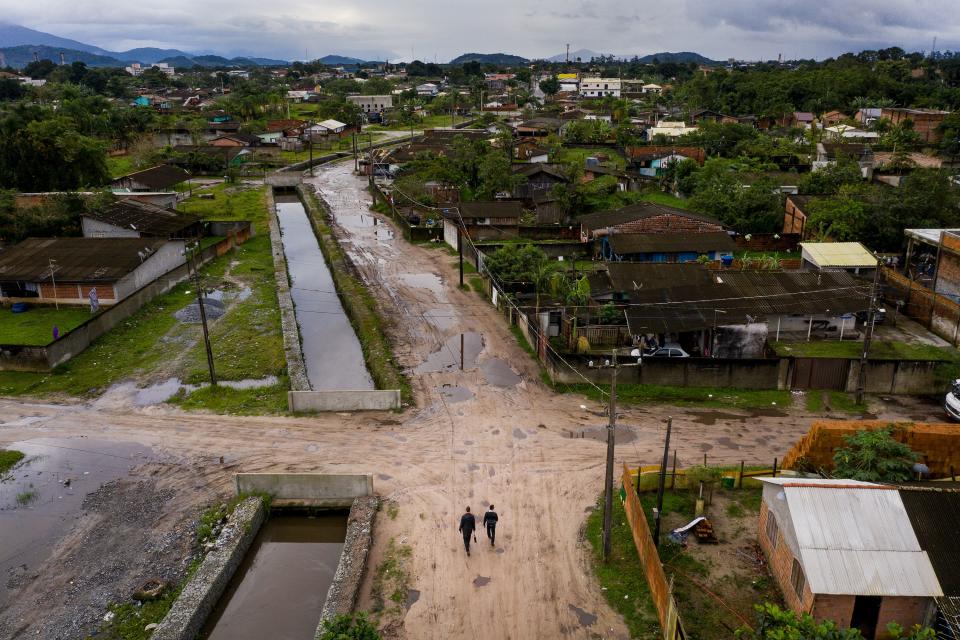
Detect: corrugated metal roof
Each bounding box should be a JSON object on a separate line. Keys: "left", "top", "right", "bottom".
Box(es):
{"left": 757, "top": 477, "right": 879, "bottom": 487}
{"left": 783, "top": 485, "right": 942, "bottom": 597}
{"left": 0, "top": 237, "right": 169, "bottom": 283}
{"left": 800, "top": 549, "right": 942, "bottom": 596}
{"left": 800, "top": 242, "right": 876, "bottom": 268}
{"left": 899, "top": 489, "right": 960, "bottom": 596}
{"left": 609, "top": 231, "right": 735, "bottom": 255}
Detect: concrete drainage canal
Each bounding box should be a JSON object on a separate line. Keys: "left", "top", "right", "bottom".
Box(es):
{"left": 272, "top": 190, "right": 399, "bottom": 411}
{"left": 151, "top": 474, "right": 378, "bottom": 640}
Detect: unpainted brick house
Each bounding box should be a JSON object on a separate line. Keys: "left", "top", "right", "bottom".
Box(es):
{"left": 757, "top": 478, "right": 942, "bottom": 639}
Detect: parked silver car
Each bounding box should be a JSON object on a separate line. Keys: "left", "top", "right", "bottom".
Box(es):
{"left": 647, "top": 343, "right": 691, "bottom": 358}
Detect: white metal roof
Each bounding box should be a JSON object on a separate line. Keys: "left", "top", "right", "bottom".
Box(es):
{"left": 757, "top": 477, "right": 879, "bottom": 487}
{"left": 904, "top": 228, "right": 960, "bottom": 246}
{"left": 799, "top": 242, "right": 876, "bottom": 268}
{"left": 776, "top": 484, "right": 942, "bottom": 597}
{"left": 315, "top": 119, "right": 347, "bottom": 130}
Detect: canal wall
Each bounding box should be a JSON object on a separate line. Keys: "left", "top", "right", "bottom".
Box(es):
{"left": 151, "top": 497, "right": 266, "bottom": 640}
{"left": 317, "top": 495, "right": 380, "bottom": 634}
{"left": 296, "top": 181, "right": 410, "bottom": 407}
{"left": 235, "top": 472, "right": 374, "bottom": 508}
{"left": 289, "top": 389, "right": 401, "bottom": 412}
{"left": 266, "top": 188, "right": 310, "bottom": 391}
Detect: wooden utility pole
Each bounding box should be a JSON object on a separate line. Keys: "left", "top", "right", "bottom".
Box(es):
{"left": 602, "top": 349, "right": 617, "bottom": 562}
{"left": 855, "top": 258, "right": 882, "bottom": 404}
{"left": 653, "top": 417, "right": 672, "bottom": 548}
{"left": 188, "top": 243, "right": 217, "bottom": 387}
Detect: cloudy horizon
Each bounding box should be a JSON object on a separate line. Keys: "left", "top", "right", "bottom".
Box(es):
{"left": 3, "top": 0, "right": 959, "bottom": 62}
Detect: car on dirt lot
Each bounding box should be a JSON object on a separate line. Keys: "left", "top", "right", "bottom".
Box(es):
{"left": 944, "top": 379, "right": 960, "bottom": 421}
{"left": 647, "top": 343, "right": 691, "bottom": 358}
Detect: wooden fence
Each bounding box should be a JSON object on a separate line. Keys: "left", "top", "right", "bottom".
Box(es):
{"left": 620, "top": 463, "right": 685, "bottom": 640}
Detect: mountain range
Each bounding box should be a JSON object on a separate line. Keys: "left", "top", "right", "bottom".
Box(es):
{"left": 448, "top": 52, "right": 530, "bottom": 65}
{"left": 0, "top": 23, "right": 288, "bottom": 68}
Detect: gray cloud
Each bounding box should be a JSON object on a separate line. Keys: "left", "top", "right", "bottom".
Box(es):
{"left": 4, "top": 0, "right": 959, "bottom": 61}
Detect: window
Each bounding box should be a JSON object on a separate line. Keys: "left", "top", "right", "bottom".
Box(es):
{"left": 765, "top": 513, "right": 778, "bottom": 548}
{"left": 790, "top": 559, "right": 806, "bottom": 597}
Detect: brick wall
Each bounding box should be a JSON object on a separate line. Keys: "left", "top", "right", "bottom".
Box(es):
{"left": 783, "top": 199, "right": 808, "bottom": 236}
{"left": 812, "top": 595, "right": 856, "bottom": 628}
{"left": 612, "top": 213, "right": 723, "bottom": 234}
{"left": 782, "top": 420, "right": 960, "bottom": 478}
{"left": 876, "top": 597, "right": 933, "bottom": 638}
{"left": 758, "top": 501, "right": 815, "bottom": 614}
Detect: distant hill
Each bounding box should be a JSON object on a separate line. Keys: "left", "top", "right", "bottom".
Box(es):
{"left": 318, "top": 55, "right": 367, "bottom": 65}
{"left": 635, "top": 51, "right": 716, "bottom": 64}
{"left": 0, "top": 45, "right": 124, "bottom": 68}
{"left": 0, "top": 22, "right": 289, "bottom": 69}
{"left": 0, "top": 23, "right": 110, "bottom": 55}
{"left": 545, "top": 49, "right": 716, "bottom": 64}
{"left": 449, "top": 52, "right": 529, "bottom": 65}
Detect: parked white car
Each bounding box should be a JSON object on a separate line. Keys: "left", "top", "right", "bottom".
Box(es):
{"left": 944, "top": 379, "right": 960, "bottom": 421}
{"left": 647, "top": 343, "right": 691, "bottom": 358}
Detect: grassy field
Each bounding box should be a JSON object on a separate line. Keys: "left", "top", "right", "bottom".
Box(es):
{"left": 638, "top": 191, "right": 690, "bottom": 209}
{"left": 556, "top": 146, "right": 627, "bottom": 170}
{"left": 105, "top": 154, "right": 136, "bottom": 178}
{"left": 0, "top": 307, "right": 95, "bottom": 346}
{"left": 556, "top": 382, "right": 791, "bottom": 410}
{"left": 0, "top": 183, "right": 289, "bottom": 414}
{"left": 771, "top": 339, "right": 959, "bottom": 361}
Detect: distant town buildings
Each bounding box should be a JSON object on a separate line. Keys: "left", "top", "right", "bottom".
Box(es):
{"left": 125, "top": 62, "right": 175, "bottom": 77}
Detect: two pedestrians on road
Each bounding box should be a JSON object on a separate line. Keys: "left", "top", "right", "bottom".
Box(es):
{"left": 458, "top": 505, "right": 499, "bottom": 556}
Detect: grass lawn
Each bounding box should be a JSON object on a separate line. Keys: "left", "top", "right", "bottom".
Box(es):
{"left": 585, "top": 497, "right": 661, "bottom": 639}
{"left": 0, "top": 450, "right": 25, "bottom": 475}
{"left": 556, "top": 383, "right": 790, "bottom": 410}
{"left": 638, "top": 191, "right": 690, "bottom": 209}
{"left": 805, "top": 390, "right": 867, "bottom": 414}
{"left": 771, "top": 339, "right": 959, "bottom": 361}
{"left": 0, "top": 307, "right": 95, "bottom": 346}
{"left": 105, "top": 154, "right": 135, "bottom": 178}
{"left": 0, "top": 184, "right": 289, "bottom": 414}
{"left": 556, "top": 146, "right": 627, "bottom": 170}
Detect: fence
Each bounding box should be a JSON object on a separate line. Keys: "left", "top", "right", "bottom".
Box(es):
{"left": 883, "top": 267, "right": 960, "bottom": 345}
{"left": 628, "top": 459, "right": 781, "bottom": 492}
{"left": 782, "top": 420, "right": 960, "bottom": 478}
{"left": 620, "top": 463, "right": 685, "bottom": 640}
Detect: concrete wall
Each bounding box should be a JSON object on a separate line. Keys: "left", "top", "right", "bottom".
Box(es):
{"left": 235, "top": 473, "right": 373, "bottom": 507}
{"left": 151, "top": 497, "right": 266, "bottom": 640}
{"left": 288, "top": 389, "right": 401, "bottom": 412}
{"left": 844, "top": 359, "right": 938, "bottom": 395}
{"left": 114, "top": 240, "right": 186, "bottom": 300}
{"left": 317, "top": 495, "right": 379, "bottom": 635}
{"left": 266, "top": 188, "right": 309, "bottom": 391}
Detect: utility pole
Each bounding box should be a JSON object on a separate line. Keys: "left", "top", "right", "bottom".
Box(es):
{"left": 47, "top": 258, "right": 60, "bottom": 310}
{"left": 652, "top": 417, "right": 672, "bottom": 548}
{"left": 591, "top": 349, "right": 641, "bottom": 562}
{"left": 457, "top": 222, "right": 464, "bottom": 288}
{"left": 188, "top": 243, "right": 217, "bottom": 387}
{"left": 308, "top": 121, "right": 314, "bottom": 177}
{"left": 855, "top": 257, "right": 882, "bottom": 404}
{"left": 602, "top": 349, "right": 617, "bottom": 562}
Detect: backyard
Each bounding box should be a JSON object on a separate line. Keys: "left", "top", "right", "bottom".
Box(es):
{"left": 0, "top": 183, "right": 288, "bottom": 413}
{"left": 0, "top": 307, "right": 95, "bottom": 346}
{"left": 587, "top": 479, "right": 782, "bottom": 639}
{"left": 556, "top": 146, "right": 628, "bottom": 170}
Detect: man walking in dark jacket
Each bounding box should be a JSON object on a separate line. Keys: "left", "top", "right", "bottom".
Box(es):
{"left": 458, "top": 506, "right": 476, "bottom": 556}
{"left": 483, "top": 505, "right": 499, "bottom": 546}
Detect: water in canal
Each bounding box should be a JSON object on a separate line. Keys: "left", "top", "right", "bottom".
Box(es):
{"left": 201, "top": 512, "right": 349, "bottom": 640}
{"left": 275, "top": 194, "right": 374, "bottom": 390}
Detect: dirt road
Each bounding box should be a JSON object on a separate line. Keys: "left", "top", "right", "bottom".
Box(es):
{"left": 0, "top": 161, "right": 945, "bottom": 639}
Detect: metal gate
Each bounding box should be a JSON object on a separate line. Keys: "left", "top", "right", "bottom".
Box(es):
{"left": 790, "top": 358, "right": 850, "bottom": 390}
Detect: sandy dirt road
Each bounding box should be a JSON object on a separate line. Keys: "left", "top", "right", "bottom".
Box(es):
{"left": 0, "top": 161, "right": 946, "bottom": 640}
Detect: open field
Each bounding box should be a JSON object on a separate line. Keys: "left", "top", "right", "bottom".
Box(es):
{"left": 556, "top": 146, "right": 628, "bottom": 169}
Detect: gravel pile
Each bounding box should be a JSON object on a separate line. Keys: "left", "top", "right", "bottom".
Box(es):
{"left": 174, "top": 298, "right": 226, "bottom": 324}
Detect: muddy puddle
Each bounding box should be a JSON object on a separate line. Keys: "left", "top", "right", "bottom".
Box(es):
{"left": 423, "top": 309, "right": 456, "bottom": 331}
{"left": 416, "top": 332, "right": 484, "bottom": 373}
{"left": 0, "top": 438, "right": 155, "bottom": 606}
{"left": 439, "top": 385, "right": 474, "bottom": 403}
{"left": 688, "top": 410, "right": 748, "bottom": 425}
{"left": 481, "top": 358, "right": 521, "bottom": 387}
{"left": 399, "top": 272, "right": 444, "bottom": 296}
{"left": 201, "top": 512, "right": 348, "bottom": 640}
{"left": 275, "top": 196, "right": 374, "bottom": 390}
{"left": 100, "top": 376, "right": 280, "bottom": 406}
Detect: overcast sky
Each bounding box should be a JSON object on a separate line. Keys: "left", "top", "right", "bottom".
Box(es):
{"left": 7, "top": 0, "right": 960, "bottom": 61}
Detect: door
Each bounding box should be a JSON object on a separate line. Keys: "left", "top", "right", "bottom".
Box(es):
{"left": 850, "top": 596, "right": 883, "bottom": 639}
{"left": 790, "top": 358, "right": 850, "bottom": 390}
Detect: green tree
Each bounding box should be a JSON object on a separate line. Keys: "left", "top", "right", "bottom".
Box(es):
{"left": 476, "top": 150, "right": 520, "bottom": 200}
{"left": 805, "top": 189, "right": 868, "bottom": 241}
{"left": 799, "top": 158, "right": 863, "bottom": 195}
{"left": 833, "top": 427, "right": 918, "bottom": 482}
{"left": 484, "top": 244, "right": 552, "bottom": 286}
{"left": 539, "top": 77, "right": 560, "bottom": 97}
{"left": 317, "top": 613, "right": 382, "bottom": 640}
